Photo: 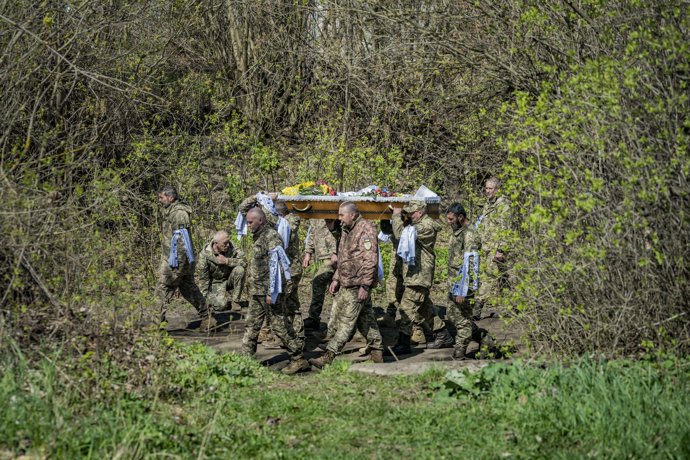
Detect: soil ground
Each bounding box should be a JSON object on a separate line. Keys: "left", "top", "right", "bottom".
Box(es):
{"left": 165, "top": 274, "right": 521, "bottom": 376}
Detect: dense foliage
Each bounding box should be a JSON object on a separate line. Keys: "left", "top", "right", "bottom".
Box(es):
{"left": 1, "top": 1, "right": 688, "bottom": 356}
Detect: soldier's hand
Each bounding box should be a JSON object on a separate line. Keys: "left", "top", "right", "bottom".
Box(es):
{"left": 454, "top": 295, "right": 465, "bottom": 304}
{"left": 330, "top": 254, "right": 338, "bottom": 265}
{"left": 357, "top": 286, "right": 370, "bottom": 301}
{"left": 268, "top": 192, "right": 279, "bottom": 200}
{"left": 217, "top": 255, "right": 229, "bottom": 265}
{"left": 392, "top": 207, "right": 402, "bottom": 215}
{"left": 303, "top": 253, "right": 312, "bottom": 268}
{"left": 265, "top": 294, "right": 273, "bottom": 305}
{"left": 328, "top": 280, "right": 340, "bottom": 295}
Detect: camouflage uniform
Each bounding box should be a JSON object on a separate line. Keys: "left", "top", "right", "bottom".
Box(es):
{"left": 240, "top": 224, "right": 304, "bottom": 359}
{"left": 475, "top": 195, "right": 511, "bottom": 316}
{"left": 305, "top": 219, "right": 338, "bottom": 323}
{"left": 447, "top": 223, "right": 484, "bottom": 353}
{"left": 327, "top": 216, "right": 383, "bottom": 354}
{"left": 283, "top": 213, "right": 304, "bottom": 340}
{"left": 380, "top": 220, "right": 404, "bottom": 318}
{"left": 195, "top": 241, "right": 246, "bottom": 311}
{"left": 157, "top": 200, "right": 206, "bottom": 319}
{"left": 392, "top": 210, "right": 445, "bottom": 337}
{"left": 239, "top": 193, "right": 286, "bottom": 336}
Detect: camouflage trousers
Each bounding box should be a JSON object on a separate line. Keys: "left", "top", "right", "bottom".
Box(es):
{"left": 157, "top": 257, "right": 207, "bottom": 318}
{"left": 384, "top": 255, "right": 404, "bottom": 315}
{"left": 398, "top": 285, "right": 445, "bottom": 337}
{"left": 326, "top": 287, "right": 383, "bottom": 354}
{"left": 242, "top": 294, "right": 304, "bottom": 358}
{"left": 477, "top": 257, "right": 509, "bottom": 317}
{"left": 285, "top": 276, "right": 304, "bottom": 340}
{"left": 307, "top": 261, "right": 335, "bottom": 322}
{"left": 447, "top": 293, "right": 484, "bottom": 352}
{"left": 204, "top": 266, "right": 246, "bottom": 311}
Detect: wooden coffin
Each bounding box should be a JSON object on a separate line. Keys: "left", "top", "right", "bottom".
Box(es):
{"left": 277, "top": 195, "right": 441, "bottom": 220}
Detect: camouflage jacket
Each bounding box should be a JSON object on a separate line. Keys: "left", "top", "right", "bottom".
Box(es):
{"left": 284, "top": 213, "right": 302, "bottom": 278}
{"left": 448, "top": 224, "right": 479, "bottom": 286}
{"left": 195, "top": 241, "right": 245, "bottom": 297}
{"left": 305, "top": 219, "right": 338, "bottom": 261}
{"left": 333, "top": 216, "right": 378, "bottom": 288}
{"left": 247, "top": 224, "right": 285, "bottom": 295}
{"left": 476, "top": 195, "right": 511, "bottom": 257}
{"left": 392, "top": 213, "right": 443, "bottom": 288}
{"left": 159, "top": 200, "right": 194, "bottom": 265}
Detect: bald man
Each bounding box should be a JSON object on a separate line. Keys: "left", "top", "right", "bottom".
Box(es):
{"left": 240, "top": 208, "right": 310, "bottom": 375}
{"left": 195, "top": 230, "right": 246, "bottom": 314}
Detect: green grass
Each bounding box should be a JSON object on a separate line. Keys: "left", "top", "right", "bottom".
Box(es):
{"left": 1, "top": 340, "right": 688, "bottom": 459}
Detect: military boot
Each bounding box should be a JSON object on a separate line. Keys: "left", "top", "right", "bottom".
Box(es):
{"left": 427, "top": 328, "right": 454, "bottom": 349}
{"left": 369, "top": 349, "right": 384, "bottom": 363}
{"left": 282, "top": 357, "right": 311, "bottom": 375}
{"left": 410, "top": 325, "right": 427, "bottom": 345}
{"left": 309, "top": 350, "right": 336, "bottom": 369}
{"left": 452, "top": 347, "right": 468, "bottom": 360}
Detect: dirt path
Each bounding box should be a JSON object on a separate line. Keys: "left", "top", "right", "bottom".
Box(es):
{"left": 166, "top": 306, "right": 520, "bottom": 376}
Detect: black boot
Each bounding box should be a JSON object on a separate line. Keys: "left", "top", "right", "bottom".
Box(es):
{"left": 427, "top": 328, "right": 454, "bottom": 349}
{"left": 385, "top": 332, "right": 412, "bottom": 355}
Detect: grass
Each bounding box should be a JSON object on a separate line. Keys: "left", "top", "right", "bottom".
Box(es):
{"left": 1, "top": 339, "right": 689, "bottom": 459}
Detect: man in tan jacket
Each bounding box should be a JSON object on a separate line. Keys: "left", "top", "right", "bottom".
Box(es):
{"left": 309, "top": 202, "right": 384, "bottom": 368}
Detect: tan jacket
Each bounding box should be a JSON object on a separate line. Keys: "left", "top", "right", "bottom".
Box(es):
{"left": 333, "top": 216, "right": 378, "bottom": 288}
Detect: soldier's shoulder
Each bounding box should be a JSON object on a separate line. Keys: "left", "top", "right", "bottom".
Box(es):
{"left": 464, "top": 227, "right": 479, "bottom": 250}
{"left": 170, "top": 202, "right": 192, "bottom": 221}
{"left": 264, "top": 226, "right": 284, "bottom": 246}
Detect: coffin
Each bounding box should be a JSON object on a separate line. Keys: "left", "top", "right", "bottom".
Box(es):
{"left": 278, "top": 194, "right": 441, "bottom": 220}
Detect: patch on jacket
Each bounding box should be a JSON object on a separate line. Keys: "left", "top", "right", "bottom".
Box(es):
{"left": 363, "top": 237, "right": 372, "bottom": 251}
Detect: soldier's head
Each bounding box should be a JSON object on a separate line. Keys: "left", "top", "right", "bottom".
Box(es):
{"left": 338, "top": 201, "right": 359, "bottom": 228}
{"left": 274, "top": 201, "right": 289, "bottom": 217}
{"left": 446, "top": 202, "right": 467, "bottom": 231}
{"left": 403, "top": 200, "right": 426, "bottom": 223}
{"left": 212, "top": 230, "right": 231, "bottom": 254}
{"left": 246, "top": 207, "right": 266, "bottom": 234}
{"left": 485, "top": 177, "right": 501, "bottom": 200}
{"left": 158, "top": 185, "right": 178, "bottom": 207}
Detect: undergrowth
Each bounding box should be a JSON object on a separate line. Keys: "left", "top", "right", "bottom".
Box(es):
{"left": 1, "top": 338, "right": 688, "bottom": 459}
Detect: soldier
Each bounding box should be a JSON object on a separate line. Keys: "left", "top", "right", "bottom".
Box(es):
{"left": 302, "top": 219, "right": 339, "bottom": 330}
{"left": 239, "top": 207, "right": 309, "bottom": 375}
{"left": 238, "top": 191, "right": 283, "bottom": 343}
{"left": 195, "top": 230, "right": 246, "bottom": 315}
{"left": 275, "top": 201, "right": 304, "bottom": 343}
{"left": 378, "top": 219, "right": 409, "bottom": 333}
{"left": 309, "top": 202, "right": 384, "bottom": 368}
{"left": 156, "top": 185, "right": 210, "bottom": 328}
{"left": 475, "top": 177, "right": 511, "bottom": 319}
{"left": 389, "top": 200, "right": 452, "bottom": 354}
{"left": 446, "top": 203, "right": 493, "bottom": 359}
